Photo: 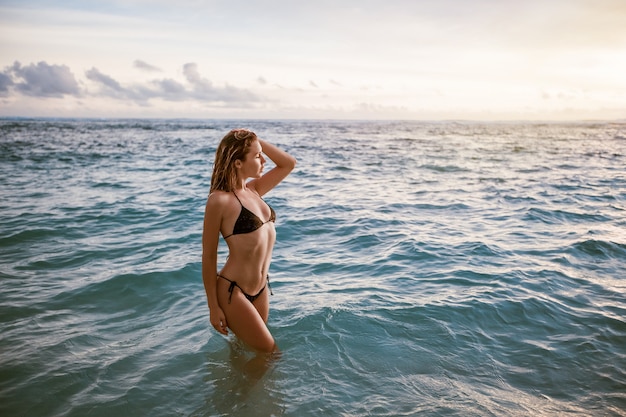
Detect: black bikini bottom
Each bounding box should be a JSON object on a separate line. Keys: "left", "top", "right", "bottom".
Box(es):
{"left": 217, "top": 274, "right": 273, "bottom": 304}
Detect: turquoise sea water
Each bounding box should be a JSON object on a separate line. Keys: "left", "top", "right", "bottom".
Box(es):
{"left": 1, "top": 119, "right": 625, "bottom": 416}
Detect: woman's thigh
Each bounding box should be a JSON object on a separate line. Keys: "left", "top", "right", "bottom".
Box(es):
{"left": 253, "top": 287, "right": 270, "bottom": 323}
{"left": 218, "top": 286, "right": 275, "bottom": 352}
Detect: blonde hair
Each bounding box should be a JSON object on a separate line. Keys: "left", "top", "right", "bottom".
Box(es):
{"left": 210, "top": 129, "right": 258, "bottom": 192}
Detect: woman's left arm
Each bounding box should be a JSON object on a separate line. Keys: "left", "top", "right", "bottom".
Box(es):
{"left": 252, "top": 139, "right": 297, "bottom": 196}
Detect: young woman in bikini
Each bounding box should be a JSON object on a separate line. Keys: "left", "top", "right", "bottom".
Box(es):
{"left": 202, "top": 129, "right": 296, "bottom": 353}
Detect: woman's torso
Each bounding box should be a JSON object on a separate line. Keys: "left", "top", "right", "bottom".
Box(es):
{"left": 219, "top": 190, "right": 276, "bottom": 294}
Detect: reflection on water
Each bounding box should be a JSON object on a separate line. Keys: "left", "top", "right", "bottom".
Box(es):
{"left": 194, "top": 338, "right": 285, "bottom": 417}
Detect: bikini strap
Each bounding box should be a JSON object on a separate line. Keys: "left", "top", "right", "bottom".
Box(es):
{"left": 226, "top": 281, "right": 236, "bottom": 303}
{"left": 267, "top": 275, "right": 273, "bottom": 296}
{"left": 218, "top": 274, "right": 237, "bottom": 304}
{"left": 232, "top": 191, "right": 243, "bottom": 206}
{"left": 218, "top": 274, "right": 272, "bottom": 304}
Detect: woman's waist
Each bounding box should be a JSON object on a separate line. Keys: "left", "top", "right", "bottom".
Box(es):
{"left": 223, "top": 246, "right": 273, "bottom": 266}
{"left": 219, "top": 262, "right": 270, "bottom": 287}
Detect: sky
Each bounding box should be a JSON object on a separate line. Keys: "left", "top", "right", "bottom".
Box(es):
{"left": 1, "top": 0, "right": 625, "bottom": 120}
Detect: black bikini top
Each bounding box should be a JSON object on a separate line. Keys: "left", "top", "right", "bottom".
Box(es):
{"left": 223, "top": 191, "right": 276, "bottom": 239}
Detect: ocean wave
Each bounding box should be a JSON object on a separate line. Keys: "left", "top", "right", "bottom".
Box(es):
{"left": 1, "top": 119, "right": 625, "bottom": 416}
{"left": 568, "top": 239, "right": 626, "bottom": 259}
{"left": 523, "top": 207, "right": 611, "bottom": 224}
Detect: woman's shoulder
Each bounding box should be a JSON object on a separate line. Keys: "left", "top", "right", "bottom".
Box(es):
{"left": 206, "top": 190, "right": 234, "bottom": 209}
{"left": 208, "top": 189, "right": 232, "bottom": 199}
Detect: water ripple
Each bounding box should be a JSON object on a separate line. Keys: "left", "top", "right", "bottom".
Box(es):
{"left": 1, "top": 119, "right": 625, "bottom": 416}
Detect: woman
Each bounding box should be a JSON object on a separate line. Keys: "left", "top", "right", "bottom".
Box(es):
{"left": 202, "top": 129, "right": 296, "bottom": 353}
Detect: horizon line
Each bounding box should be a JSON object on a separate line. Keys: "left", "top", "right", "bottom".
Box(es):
{"left": 1, "top": 116, "right": 624, "bottom": 124}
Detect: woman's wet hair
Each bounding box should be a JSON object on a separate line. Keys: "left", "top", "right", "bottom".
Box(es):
{"left": 210, "top": 129, "right": 258, "bottom": 192}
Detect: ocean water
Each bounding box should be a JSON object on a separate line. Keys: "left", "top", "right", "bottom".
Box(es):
{"left": 1, "top": 118, "right": 625, "bottom": 417}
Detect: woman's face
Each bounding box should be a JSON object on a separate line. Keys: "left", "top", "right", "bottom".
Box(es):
{"left": 238, "top": 140, "right": 266, "bottom": 179}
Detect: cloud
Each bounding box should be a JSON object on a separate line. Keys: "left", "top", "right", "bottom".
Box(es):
{"left": 1, "top": 61, "right": 80, "bottom": 98}
{"left": 183, "top": 63, "right": 211, "bottom": 91}
{"left": 86, "top": 67, "right": 165, "bottom": 102}
{"left": 181, "top": 62, "right": 259, "bottom": 102}
{"left": 84, "top": 62, "right": 260, "bottom": 104}
{"left": 86, "top": 67, "right": 125, "bottom": 93}
{"left": 0, "top": 73, "right": 13, "bottom": 96}
{"left": 85, "top": 67, "right": 154, "bottom": 103}
{"left": 134, "top": 60, "right": 162, "bottom": 72}
{"left": 0, "top": 60, "right": 261, "bottom": 105}
{"left": 152, "top": 78, "right": 186, "bottom": 98}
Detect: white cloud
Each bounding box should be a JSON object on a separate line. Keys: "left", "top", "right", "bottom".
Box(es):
{"left": 181, "top": 63, "right": 260, "bottom": 103}
{"left": 134, "top": 60, "right": 162, "bottom": 72}
{"left": 0, "top": 73, "right": 13, "bottom": 96}
{"left": 86, "top": 67, "right": 125, "bottom": 94}
{"left": 0, "top": 60, "right": 262, "bottom": 108}
{"left": 2, "top": 61, "right": 80, "bottom": 98}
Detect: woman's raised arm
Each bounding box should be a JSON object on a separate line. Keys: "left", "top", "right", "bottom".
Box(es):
{"left": 251, "top": 139, "right": 296, "bottom": 196}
